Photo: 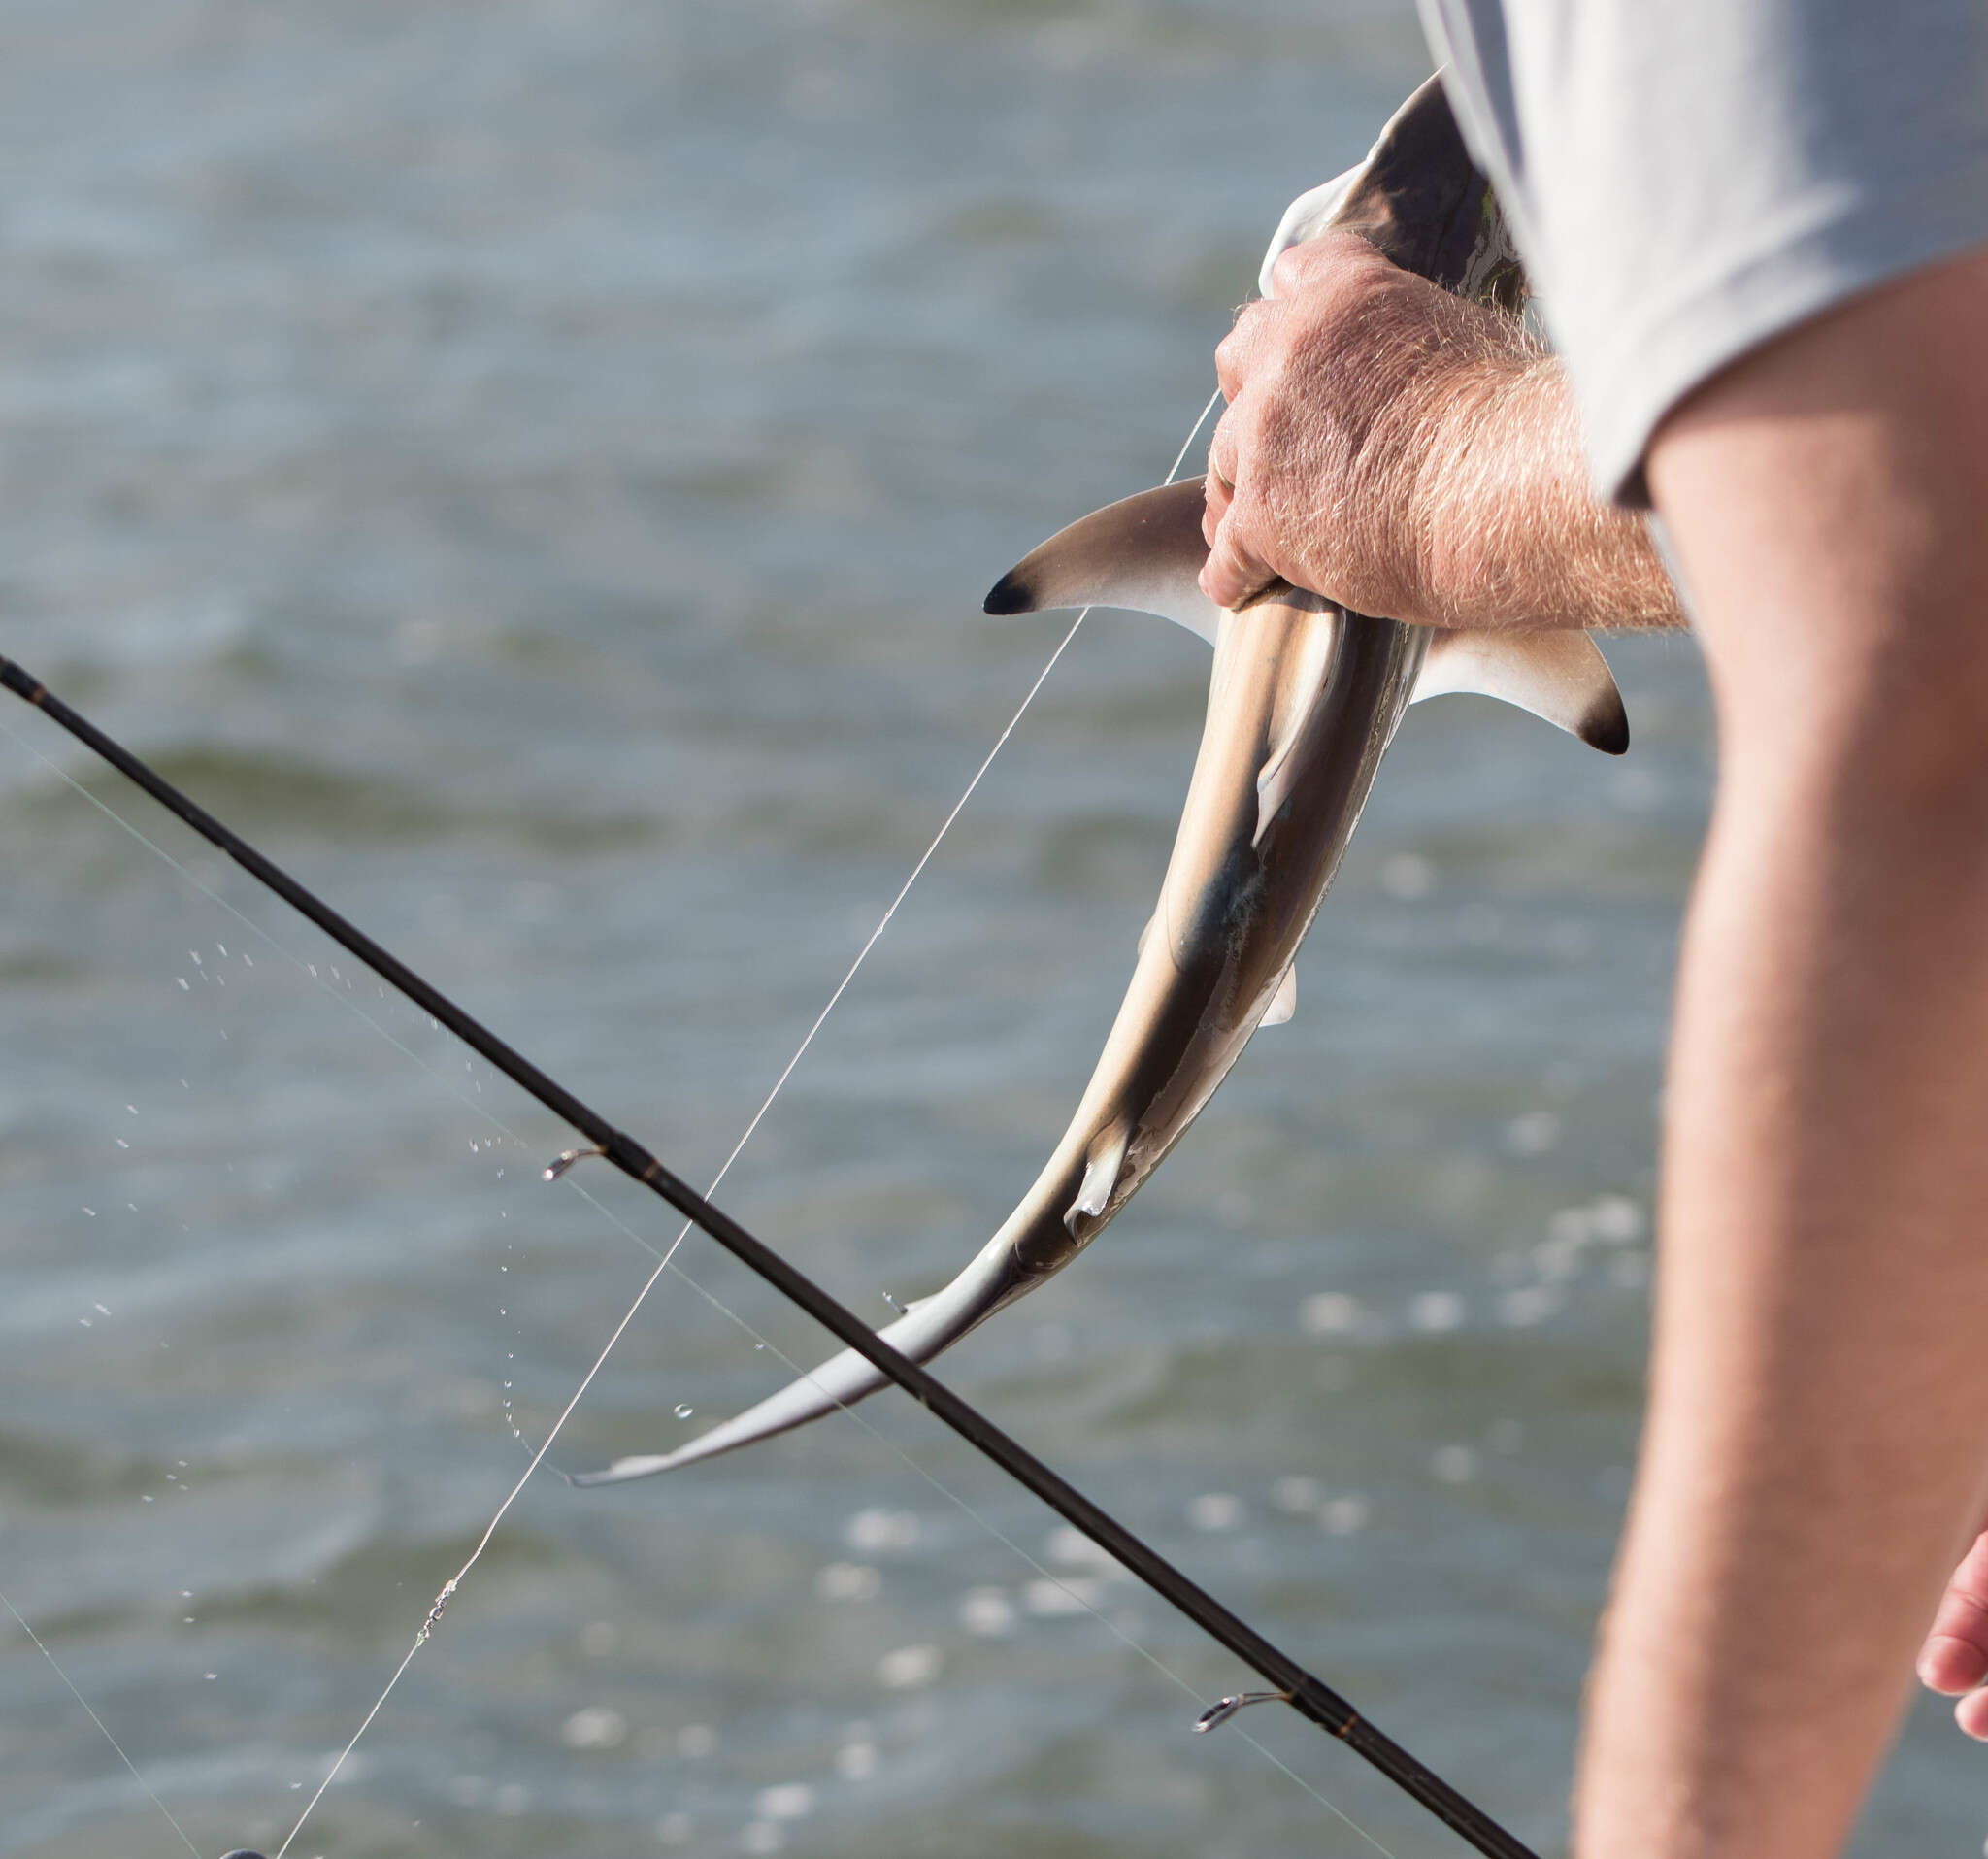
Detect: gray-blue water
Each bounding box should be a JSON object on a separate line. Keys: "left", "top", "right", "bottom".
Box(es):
{"left": 1, "top": 4, "right": 1976, "bottom": 1855}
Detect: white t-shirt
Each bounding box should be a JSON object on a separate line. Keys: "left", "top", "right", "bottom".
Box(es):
{"left": 1408, "top": 0, "right": 1988, "bottom": 505}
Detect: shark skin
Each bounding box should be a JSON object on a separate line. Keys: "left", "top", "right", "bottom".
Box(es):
{"left": 574, "top": 77, "right": 1627, "bottom": 1485}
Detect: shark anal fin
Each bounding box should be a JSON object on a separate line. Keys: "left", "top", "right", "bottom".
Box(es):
{"left": 1065, "top": 1122, "right": 1132, "bottom": 1233}
{"left": 985, "top": 480, "right": 1223, "bottom": 646}
{"left": 1253, "top": 604, "right": 1341, "bottom": 843}
{"left": 1410, "top": 628, "right": 1629, "bottom": 755}
{"left": 1261, "top": 965, "right": 1297, "bottom": 1026}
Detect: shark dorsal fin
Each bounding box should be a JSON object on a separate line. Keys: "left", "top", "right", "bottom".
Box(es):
{"left": 985, "top": 479, "right": 1224, "bottom": 645}
{"left": 1410, "top": 628, "right": 1629, "bottom": 754}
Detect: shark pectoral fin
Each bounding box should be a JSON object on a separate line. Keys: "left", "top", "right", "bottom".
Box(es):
{"left": 1409, "top": 628, "right": 1629, "bottom": 754}
{"left": 1261, "top": 965, "right": 1298, "bottom": 1026}
{"left": 1065, "top": 1121, "right": 1132, "bottom": 1233}
{"left": 570, "top": 1235, "right": 1033, "bottom": 1484}
{"left": 985, "top": 480, "right": 1224, "bottom": 646}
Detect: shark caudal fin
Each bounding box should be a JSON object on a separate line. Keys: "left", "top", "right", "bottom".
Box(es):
{"left": 570, "top": 1231, "right": 1030, "bottom": 1483}
{"left": 573, "top": 487, "right": 1630, "bottom": 1486}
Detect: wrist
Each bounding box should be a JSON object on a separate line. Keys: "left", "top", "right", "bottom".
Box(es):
{"left": 1399, "top": 345, "right": 1541, "bottom": 627}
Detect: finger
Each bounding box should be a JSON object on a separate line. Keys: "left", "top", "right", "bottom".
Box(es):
{"left": 1917, "top": 1528, "right": 1988, "bottom": 1694}
{"left": 1956, "top": 1685, "right": 1988, "bottom": 1741}
{"left": 1208, "top": 420, "right": 1241, "bottom": 497}
{"left": 1199, "top": 503, "right": 1274, "bottom": 611}
{"left": 1201, "top": 413, "right": 1242, "bottom": 547}
{"left": 1214, "top": 301, "right": 1272, "bottom": 404}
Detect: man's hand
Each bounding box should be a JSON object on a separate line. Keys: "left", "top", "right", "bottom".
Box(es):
{"left": 1201, "top": 232, "right": 1680, "bottom": 631}
{"left": 1918, "top": 1521, "right": 1988, "bottom": 1738}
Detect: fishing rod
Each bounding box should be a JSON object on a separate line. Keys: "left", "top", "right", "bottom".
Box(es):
{"left": 0, "top": 652, "right": 1542, "bottom": 1859}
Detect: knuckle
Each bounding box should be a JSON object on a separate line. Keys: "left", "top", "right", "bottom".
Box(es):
{"left": 1268, "top": 243, "right": 1312, "bottom": 299}
{"left": 1275, "top": 231, "right": 1404, "bottom": 323}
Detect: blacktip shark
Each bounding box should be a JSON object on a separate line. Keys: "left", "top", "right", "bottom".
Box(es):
{"left": 576, "top": 77, "right": 1627, "bottom": 1486}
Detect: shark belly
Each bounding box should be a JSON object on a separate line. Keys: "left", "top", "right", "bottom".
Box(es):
{"left": 576, "top": 599, "right": 1427, "bottom": 1482}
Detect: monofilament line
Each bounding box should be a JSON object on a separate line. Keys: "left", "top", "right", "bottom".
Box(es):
{"left": 0, "top": 456, "right": 1540, "bottom": 1859}
{"left": 0, "top": 751, "right": 1392, "bottom": 1859}
{"left": 269, "top": 383, "right": 1225, "bottom": 1857}
{"left": 0, "top": 419, "right": 1233, "bottom": 1857}
{"left": 0, "top": 675, "right": 1537, "bottom": 1859}
{"left": 0, "top": 668, "right": 1529, "bottom": 1859}
{"left": 0, "top": 1582, "right": 206, "bottom": 1859}
{"left": 2, "top": 388, "right": 1466, "bottom": 1859}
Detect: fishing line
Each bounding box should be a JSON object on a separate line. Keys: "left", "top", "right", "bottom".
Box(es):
{"left": 0, "top": 682, "right": 1400, "bottom": 1859}
{"left": 0, "top": 1580, "right": 206, "bottom": 1859}
{"left": 3, "top": 696, "right": 1386, "bottom": 1858}
{"left": 655, "top": 1252, "right": 1406, "bottom": 1859}
{"left": 1, "top": 388, "right": 1507, "bottom": 1859}
{"left": 0, "top": 386, "right": 1459, "bottom": 1859}
{"left": 0, "top": 640, "right": 1541, "bottom": 1859}
{"left": 4, "top": 386, "right": 1232, "bottom": 1855}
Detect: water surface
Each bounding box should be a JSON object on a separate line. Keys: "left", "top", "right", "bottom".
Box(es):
{"left": 1, "top": 3, "right": 1974, "bottom": 1856}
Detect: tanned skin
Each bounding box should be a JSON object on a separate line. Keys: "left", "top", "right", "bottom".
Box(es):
{"left": 1203, "top": 228, "right": 1988, "bottom": 1855}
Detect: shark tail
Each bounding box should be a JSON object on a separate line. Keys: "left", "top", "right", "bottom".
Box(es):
{"left": 570, "top": 1231, "right": 1031, "bottom": 1484}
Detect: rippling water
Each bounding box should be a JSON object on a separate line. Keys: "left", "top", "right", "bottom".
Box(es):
{"left": 0, "top": 4, "right": 1974, "bottom": 1856}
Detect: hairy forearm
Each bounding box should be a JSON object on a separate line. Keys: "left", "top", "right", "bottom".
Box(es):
{"left": 1577, "top": 247, "right": 1988, "bottom": 1857}
{"left": 1204, "top": 232, "right": 1685, "bottom": 632}
{"left": 1411, "top": 351, "right": 1683, "bottom": 633}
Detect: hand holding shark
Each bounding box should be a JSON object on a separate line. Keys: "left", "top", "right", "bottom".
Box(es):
{"left": 576, "top": 79, "right": 1631, "bottom": 1484}
{"left": 1204, "top": 192, "right": 1680, "bottom": 631}
{"left": 1202, "top": 230, "right": 1545, "bottom": 619}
